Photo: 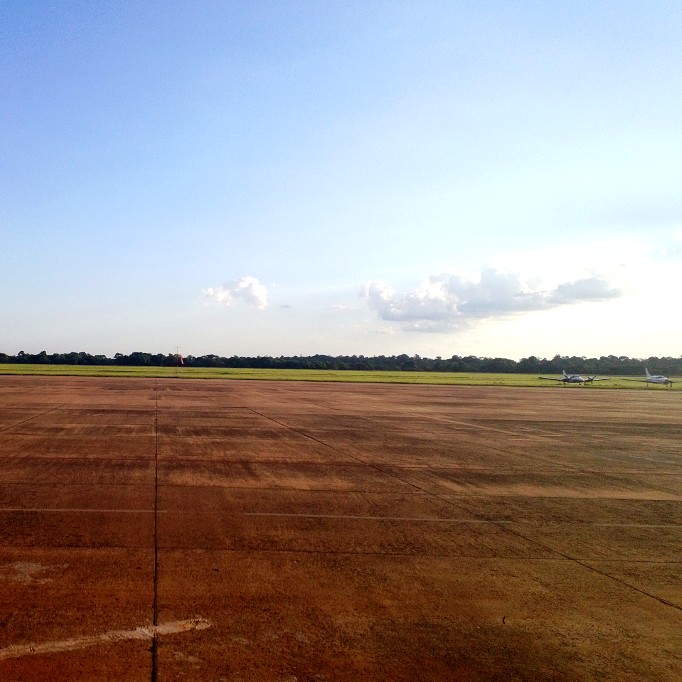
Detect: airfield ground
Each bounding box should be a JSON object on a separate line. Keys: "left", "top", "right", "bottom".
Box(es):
{"left": 0, "top": 375, "right": 679, "bottom": 680}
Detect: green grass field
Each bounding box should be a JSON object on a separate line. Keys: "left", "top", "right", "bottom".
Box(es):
{"left": 0, "top": 364, "right": 678, "bottom": 389}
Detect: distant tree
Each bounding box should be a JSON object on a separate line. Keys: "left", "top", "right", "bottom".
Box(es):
{"left": 128, "top": 352, "right": 152, "bottom": 366}
{"left": 517, "top": 356, "right": 541, "bottom": 373}
{"left": 2, "top": 350, "right": 681, "bottom": 375}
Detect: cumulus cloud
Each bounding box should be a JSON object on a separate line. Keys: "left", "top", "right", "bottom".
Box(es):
{"left": 362, "top": 269, "right": 621, "bottom": 332}
{"left": 549, "top": 277, "right": 620, "bottom": 304}
{"left": 203, "top": 276, "right": 269, "bottom": 309}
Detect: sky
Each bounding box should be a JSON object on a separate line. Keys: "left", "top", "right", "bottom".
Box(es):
{"left": 1, "top": 1, "right": 681, "bottom": 360}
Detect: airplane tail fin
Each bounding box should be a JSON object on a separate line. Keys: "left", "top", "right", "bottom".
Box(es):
{"left": 645, "top": 368, "right": 651, "bottom": 379}
{"left": 562, "top": 370, "right": 568, "bottom": 378}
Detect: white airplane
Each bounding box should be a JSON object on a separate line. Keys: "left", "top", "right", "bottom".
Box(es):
{"left": 624, "top": 369, "right": 675, "bottom": 387}
{"left": 538, "top": 370, "right": 610, "bottom": 385}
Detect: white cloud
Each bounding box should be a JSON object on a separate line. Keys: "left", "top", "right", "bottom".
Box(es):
{"left": 202, "top": 276, "right": 269, "bottom": 309}
{"left": 549, "top": 277, "right": 620, "bottom": 304}
{"left": 362, "top": 268, "right": 621, "bottom": 332}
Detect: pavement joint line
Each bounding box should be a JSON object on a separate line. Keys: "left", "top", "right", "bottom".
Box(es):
{"left": 0, "top": 405, "right": 66, "bottom": 434}
{"left": 242, "top": 512, "right": 514, "bottom": 523}
{"left": 590, "top": 523, "right": 682, "bottom": 528}
{"left": 0, "top": 618, "right": 211, "bottom": 661}
{"left": 152, "top": 380, "right": 159, "bottom": 682}
{"left": 0, "top": 508, "right": 164, "bottom": 513}
{"left": 240, "top": 514, "right": 682, "bottom": 527}
{"left": 0, "top": 509, "right": 674, "bottom": 526}
{"left": 0, "top": 541, "right": 678, "bottom": 561}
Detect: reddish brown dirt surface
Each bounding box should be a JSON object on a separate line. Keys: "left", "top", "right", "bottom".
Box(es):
{"left": 0, "top": 376, "right": 680, "bottom": 681}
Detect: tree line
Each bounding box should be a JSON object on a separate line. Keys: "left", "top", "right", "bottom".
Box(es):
{"left": 1, "top": 350, "right": 680, "bottom": 376}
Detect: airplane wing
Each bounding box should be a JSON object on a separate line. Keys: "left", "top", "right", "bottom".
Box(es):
{"left": 588, "top": 377, "right": 610, "bottom": 382}
{"left": 538, "top": 377, "right": 564, "bottom": 381}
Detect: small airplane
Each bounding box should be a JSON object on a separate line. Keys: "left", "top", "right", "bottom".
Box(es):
{"left": 624, "top": 369, "right": 675, "bottom": 387}
{"left": 538, "top": 370, "right": 610, "bottom": 385}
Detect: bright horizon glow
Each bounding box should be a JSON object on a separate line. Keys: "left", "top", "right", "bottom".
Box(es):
{"left": 2, "top": 2, "right": 681, "bottom": 361}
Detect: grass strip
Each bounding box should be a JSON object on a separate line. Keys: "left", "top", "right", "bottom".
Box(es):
{"left": 1, "top": 364, "right": 676, "bottom": 388}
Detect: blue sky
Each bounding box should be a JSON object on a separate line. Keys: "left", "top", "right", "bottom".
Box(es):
{"left": 2, "top": 1, "right": 680, "bottom": 360}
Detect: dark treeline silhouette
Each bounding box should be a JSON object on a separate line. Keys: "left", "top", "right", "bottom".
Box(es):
{"left": 1, "top": 351, "right": 680, "bottom": 376}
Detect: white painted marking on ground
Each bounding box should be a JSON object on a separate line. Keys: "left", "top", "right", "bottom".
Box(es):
{"left": 0, "top": 508, "right": 165, "bottom": 513}
{"left": 590, "top": 523, "right": 682, "bottom": 528}
{"left": 0, "top": 562, "right": 67, "bottom": 584}
{"left": 0, "top": 618, "right": 210, "bottom": 660}
{"left": 244, "top": 513, "right": 512, "bottom": 523}
{"left": 243, "top": 514, "right": 681, "bottom": 528}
